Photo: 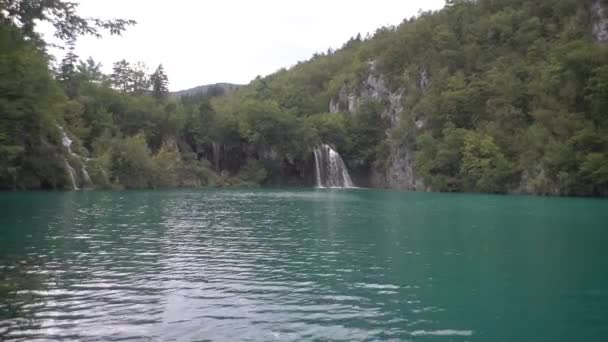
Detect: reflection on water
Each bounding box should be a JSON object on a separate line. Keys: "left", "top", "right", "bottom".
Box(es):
{"left": 1, "top": 189, "right": 608, "bottom": 341}
{"left": 1, "top": 256, "right": 48, "bottom": 337}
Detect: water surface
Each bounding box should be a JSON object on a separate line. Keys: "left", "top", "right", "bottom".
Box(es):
{"left": 1, "top": 189, "right": 607, "bottom": 341}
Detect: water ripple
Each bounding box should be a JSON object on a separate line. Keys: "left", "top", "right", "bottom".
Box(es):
{"left": 5, "top": 189, "right": 604, "bottom": 341}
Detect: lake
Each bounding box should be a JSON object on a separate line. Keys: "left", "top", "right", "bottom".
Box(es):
{"left": 1, "top": 189, "right": 607, "bottom": 341}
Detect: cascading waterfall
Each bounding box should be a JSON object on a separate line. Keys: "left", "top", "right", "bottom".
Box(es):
{"left": 314, "top": 150, "right": 323, "bottom": 188}
{"left": 82, "top": 167, "right": 92, "bottom": 185}
{"left": 61, "top": 129, "right": 74, "bottom": 155}
{"left": 211, "top": 142, "right": 222, "bottom": 171}
{"left": 313, "top": 144, "right": 354, "bottom": 188}
{"left": 64, "top": 159, "right": 79, "bottom": 190}
{"left": 57, "top": 125, "right": 93, "bottom": 189}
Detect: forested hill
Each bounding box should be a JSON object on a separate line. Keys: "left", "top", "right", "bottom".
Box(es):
{"left": 1, "top": 0, "right": 608, "bottom": 196}
{"left": 170, "top": 83, "right": 242, "bottom": 99}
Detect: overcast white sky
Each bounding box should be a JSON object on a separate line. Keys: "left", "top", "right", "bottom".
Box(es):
{"left": 46, "top": 0, "right": 445, "bottom": 91}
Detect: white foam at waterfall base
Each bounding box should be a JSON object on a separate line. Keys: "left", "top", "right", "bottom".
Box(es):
{"left": 313, "top": 144, "right": 354, "bottom": 188}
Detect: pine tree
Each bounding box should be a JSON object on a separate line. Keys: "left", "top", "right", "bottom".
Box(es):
{"left": 111, "top": 59, "right": 133, "bottom": 92}
{"left": 57, "top": 41, "right": 79, "bottom": 98}
{"left": 150, "top": 64, "right": 169, "bottom": 99}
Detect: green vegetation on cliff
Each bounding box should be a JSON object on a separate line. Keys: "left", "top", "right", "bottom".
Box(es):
{"left": 1, "top": 0, "right": 607, "bottom": 195}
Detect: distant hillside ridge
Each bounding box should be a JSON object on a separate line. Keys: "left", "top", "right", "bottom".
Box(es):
{"left": 171, "top": 83, "right": 242, "bottom": 98}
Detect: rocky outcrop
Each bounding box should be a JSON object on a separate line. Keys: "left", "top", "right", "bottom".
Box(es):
{"left": 591, "top": 0, "right": 608, "bottom": 44}
{"left": 592, "top": 0, "right": 608, "bottom": 43}
{"left": 329, "top": 61, "right": 404, "bottom": 126}
{"left": 370, "top": 145, "right": 424, "bottom": 190}
{"left": 328, "top": 61, "right": 425, "bottom": 190}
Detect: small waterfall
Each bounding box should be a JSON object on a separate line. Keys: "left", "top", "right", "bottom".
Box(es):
{"left": 314, "top": 150, "right": 323, "bottom": 187}
{"left": 313, "top": 144, "right": 354, "bottom": 188}
{"left": 60, "top": 128, "right": 74, "bottom": 155}
{"left": 82, "top": 167, "right": 92, "bottom": 186}
{"left": 211, "top": 142, "right": 221, "bottom": 171}
{"left": 64, "top": 159, "right": 79, "bottom": 190}
{"left": 57, "top": 125, "right": 93, "bottom": 189}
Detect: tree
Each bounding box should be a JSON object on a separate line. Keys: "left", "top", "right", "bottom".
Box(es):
{"left": 581, "top": 153, "right": 608, "bottom": 192}
{"left": 57, "top": 43, "right": 79, "bottom": 98}
{"left": 150, "top": 64, "right": 169, "bottom": 99}
{"left": 586, "top": 65, "right": 608, "bottom": 124}
{"left": 0, "top": 0, "right": 135, "bottom": 45}
{"left": 0, "top": 24, "right": 66, "bottom": 189}
{"left": 416, "top": 123, "right": 467, "bottom": 192}
{"left": 110, "top": 60, "right": 151, "bottom": 94}
{"left": 109, "top": 134, "right": 156, "bottom": 188}
{"left": 0, "top": 0, "right": 138, "bottom": 190}
{"left": 460, "top": 131, "right": 510, "bottom": 193}
{"left": 346, "top": 101, "right": 390, "bottom": 169}
{"left": 77, "top": 57, "right": 104, "bottom": 83}
{"left": 130, "top": 61, "right": 151, "bottom": 95}
{"left": 111, "top": 59, "right": 133, "bottom": 92}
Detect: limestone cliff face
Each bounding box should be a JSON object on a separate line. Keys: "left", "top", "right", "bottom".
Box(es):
{"left": 370, "top": 144, "right": 424, "bottom": 191}
{"left": 329, "top": 61, "right": 425, "bottom": 190}
{"left": 592, "top": 0, "right": 608, "bottom": 44}
{"left": 330, "top": 61, "right": 404, "bottom": 126}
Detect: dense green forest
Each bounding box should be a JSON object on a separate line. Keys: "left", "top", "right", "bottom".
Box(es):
{"left": 1, "top": 0, "right": 608, "bottom": 196}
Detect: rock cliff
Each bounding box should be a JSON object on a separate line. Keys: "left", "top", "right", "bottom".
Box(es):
{"left": 329, "top": 62, "right": 424, "bottom": 190}
{"left": 592, "top": 0, "right": 608, "bottom": 43}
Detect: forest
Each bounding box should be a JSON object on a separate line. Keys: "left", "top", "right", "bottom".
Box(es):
{"left": 1, "top": 0, "right": 607, "bottom": 196}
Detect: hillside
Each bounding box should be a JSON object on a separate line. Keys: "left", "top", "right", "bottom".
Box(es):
{"left": 1, "top": 0, "right": 607, "bottom": 196}
{"left": 171, "top": 83, "right": 242, "bottom": 98}
{"left": 202, "top": 0, "right": 608, "bottom": 196}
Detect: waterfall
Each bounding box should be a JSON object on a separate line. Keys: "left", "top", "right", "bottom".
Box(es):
{"left": 313, "top": 144, "right": 354, "bottom": 188}
{"left": 61, "top": 129, "right": 74, "bottom": 155}
{"left": 212, "top": 142, "right": 221, "bottom": 171}
{"left": 64, "top": 159, "right": 79, "bottom": 190}
{"left": 57, "top": 125, "right": 93, "bottom": 189}
{"left": 82, "top": 167, "right": 92, "bottom": 186}
{"left": 314, "top": 149, "right": 323, "bottom": 187}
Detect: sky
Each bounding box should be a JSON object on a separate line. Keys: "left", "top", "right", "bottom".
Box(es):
{"left": 45, "top": 0, "right": 445, "bottom": 91}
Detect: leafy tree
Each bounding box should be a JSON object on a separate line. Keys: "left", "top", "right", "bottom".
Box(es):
{"left": 460, "top": 131, "right": 510, "bottom": 193}
{"left": 307, "top": 113, "right": 350, "bottom": 149}
{"left": 0, "top": 24, "right": 66, "bottom": 189}
{"left": 345, "top": 101, "right": 390, "bottom": 170}
{"left": 416, "top": 123, "right": 467, "bottom": 192}
{"left": 108, "top": 134, "right": 156, "bottom": 189}
{"left": 77, "top": 57, "right": 105, "bottom": 83}
{"left": 0, "top": 0, "right": 135, "bottom": 45}
{"left": 110, "top": 60, "right": 150, "bottom": 94}
{"left": 581, "top": 153, "right": 608, "bottom": 192}
{"left": 586, "top": 65, "right": 608, "bottom": 124}
{"left": 237, "top": 99, "right": 301, "bottom": 155}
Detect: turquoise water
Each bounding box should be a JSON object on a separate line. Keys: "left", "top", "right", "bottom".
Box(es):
{"left": 1, "top": 189, "right": 608, "bottom": 341}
